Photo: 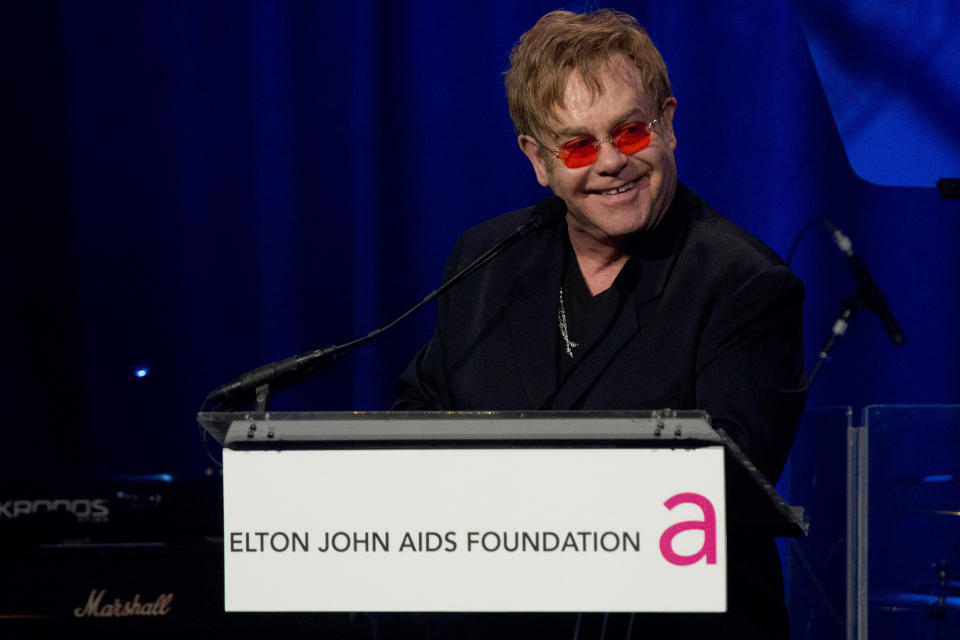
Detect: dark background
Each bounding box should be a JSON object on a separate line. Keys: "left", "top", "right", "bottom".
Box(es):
{"left": 2, "top": 0, "right": 958, "bottom": 636}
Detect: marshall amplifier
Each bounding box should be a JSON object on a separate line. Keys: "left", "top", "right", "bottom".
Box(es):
{"left": 0, "top": 474, "right": 373, "bottom": 638}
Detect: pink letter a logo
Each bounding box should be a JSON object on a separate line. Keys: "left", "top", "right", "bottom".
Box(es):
{"left": 658, "top": 492, "right": 717, "bottom": 566}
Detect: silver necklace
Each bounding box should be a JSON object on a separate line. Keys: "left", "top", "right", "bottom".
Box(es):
{"left": 558, "top": 287, "right": 579, "bottom": 358}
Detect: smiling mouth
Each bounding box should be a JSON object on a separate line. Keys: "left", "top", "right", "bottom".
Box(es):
{"left": 594, "top": 180, "right": 637, "bottom": 196}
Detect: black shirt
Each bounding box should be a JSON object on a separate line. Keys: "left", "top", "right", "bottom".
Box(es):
{"left": 558, "top": 232, "right": 642, "bottom": 388}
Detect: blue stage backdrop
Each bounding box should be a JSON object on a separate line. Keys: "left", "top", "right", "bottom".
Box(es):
{"left": 3, "top": 1, "right": 958, "bottom": 489}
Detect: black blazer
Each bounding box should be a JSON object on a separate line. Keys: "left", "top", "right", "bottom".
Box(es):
{"left": 395, "top": 183, "right": 807, "bottom": 484}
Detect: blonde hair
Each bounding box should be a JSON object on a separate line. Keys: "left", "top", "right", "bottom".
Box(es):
{"left": 505, "top": 9, "right": 672, "bottom": 138}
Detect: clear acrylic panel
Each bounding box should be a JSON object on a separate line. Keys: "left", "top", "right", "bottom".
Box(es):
{"left": 862, "top": 404, "right": 960, "bottom": 640}
{"left": 777, "top": 405, "right": 853, "bottom": 640}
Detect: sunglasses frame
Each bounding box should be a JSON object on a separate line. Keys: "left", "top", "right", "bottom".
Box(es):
{"left": 540, "top": 115, "right": 661, "bottom": 169}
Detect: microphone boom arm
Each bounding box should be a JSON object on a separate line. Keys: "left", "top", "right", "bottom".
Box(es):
{"left": 204, "top": 196, "right": 566, "bottom": 410}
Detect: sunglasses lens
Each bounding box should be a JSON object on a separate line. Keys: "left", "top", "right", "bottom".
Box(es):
{"left": 557, "top": 138, "right": 598, "bottom": 169}
{"left": 612, "top": 122, "right": 652, "bottom": 155}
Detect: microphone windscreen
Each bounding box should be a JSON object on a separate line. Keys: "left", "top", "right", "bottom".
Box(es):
{"left": 532, "top": 195, "right": 567, "bottom": 227}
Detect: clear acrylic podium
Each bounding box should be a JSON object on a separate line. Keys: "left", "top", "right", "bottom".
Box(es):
{"left": 777, "top": 406, "right": 853, "bottom": 640}
{"left": 779, "top": 404, "right": 960, "bottom": 640}
{"left": 853, "top": 405, "right": 960, "bottom": 640}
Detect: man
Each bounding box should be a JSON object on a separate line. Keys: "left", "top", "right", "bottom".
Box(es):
{"left": 395, "top": 9, "right": 807, "bottom": 638}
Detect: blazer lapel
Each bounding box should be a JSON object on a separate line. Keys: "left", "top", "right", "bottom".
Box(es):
{"left": 546, "top": 188, "right": 694, "bottom": 409}
{"left": 506, "top": 222, "right": 565, "bottom": 409}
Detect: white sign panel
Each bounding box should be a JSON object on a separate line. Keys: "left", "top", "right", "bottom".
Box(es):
{"left": 223, "top": 447, "right": 725, "bottom": 612}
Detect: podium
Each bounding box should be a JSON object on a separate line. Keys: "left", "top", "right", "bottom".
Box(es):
{"left": 197, "top": 410, "right": 806, "bottom": 613}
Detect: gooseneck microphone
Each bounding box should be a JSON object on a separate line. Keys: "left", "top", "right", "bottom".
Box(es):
{"left": 808, "top": 219, "right": 906, "bottom": 385}
{"left": 205, "top": 195, "right": 567, "bottom": 409}
{"left": 824, "top": 219, "right": 906, "bottom": 346}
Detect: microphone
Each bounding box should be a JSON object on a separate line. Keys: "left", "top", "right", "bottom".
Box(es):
{"left": 205, "top": 195, "right": 567, "bottom": 407}
{"left": 522, "top": 194, "right": 567, "bottom": 229}
{"left": 439, "top": 195, "right": 566, "bottom": 288}
{"left": 824, "top": 219, "right": 906, "bottom": 346}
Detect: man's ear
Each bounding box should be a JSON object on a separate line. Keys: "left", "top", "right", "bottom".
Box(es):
{"left": 518, "top": 135, "right": 551, "bottom": 187}
{"left": 659, "top": 96, "right": 678, "bottom": 152}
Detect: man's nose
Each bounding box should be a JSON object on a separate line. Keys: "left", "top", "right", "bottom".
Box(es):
{"left": 592, "top": 138, "right": 630, "bottom": 174}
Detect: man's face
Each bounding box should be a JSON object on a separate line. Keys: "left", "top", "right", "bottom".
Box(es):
{"left": 519, "top": 55, "right": 678, "bottom": 249}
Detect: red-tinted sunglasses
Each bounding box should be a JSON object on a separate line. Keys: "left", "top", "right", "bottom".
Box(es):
{"left": 543, "top": 117, "right": 660, "bottom": 169}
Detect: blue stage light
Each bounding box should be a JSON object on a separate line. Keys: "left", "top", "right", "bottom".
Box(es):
{"left": 133, "top": 362, "right": 150, "bottom": 378}
{"left": 115, "top": 473, "right": 175, "bottom": 484}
